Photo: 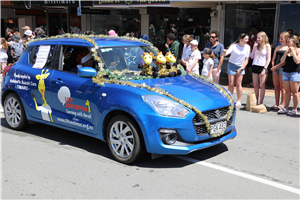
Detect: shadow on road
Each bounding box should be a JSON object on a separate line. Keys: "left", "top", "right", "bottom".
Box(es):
{"left": 1, "top": 117, "right": 229, "bottom": 168}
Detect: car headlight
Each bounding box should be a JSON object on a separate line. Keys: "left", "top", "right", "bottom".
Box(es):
{"left": 142, "top": 95, "right": 189, "bottom": 118}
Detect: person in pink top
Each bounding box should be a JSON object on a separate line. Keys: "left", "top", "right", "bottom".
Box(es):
{"left": 250, "top": 31, "right": 271, "bottom": 104}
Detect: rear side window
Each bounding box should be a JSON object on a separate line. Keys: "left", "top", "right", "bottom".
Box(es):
{"left": 29, "top": 45, "right": 57, "bottom": 69}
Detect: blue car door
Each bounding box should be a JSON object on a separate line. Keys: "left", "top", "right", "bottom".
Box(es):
{"left": 21, "top": 45, "right": 57, "bottom": 123}
{"left": 48, "top": 46, "right": 99, "bottom": 135}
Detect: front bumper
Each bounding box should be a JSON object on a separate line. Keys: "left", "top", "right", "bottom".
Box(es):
{"left": 151, "top": 127, "right": 237, "bottom": 155}
{"left": 136, "top": 107, "right": 236, "bottom": 155}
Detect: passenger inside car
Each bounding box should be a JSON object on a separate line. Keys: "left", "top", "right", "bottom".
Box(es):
{"left": 71, "top": 50, "right": 94, "bottom": 73}
{"left": 62, "top": 46, "right": 90, "bottom": 72}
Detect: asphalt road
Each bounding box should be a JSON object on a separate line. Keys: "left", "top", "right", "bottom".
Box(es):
{"left": 1, "top": 94, "right": 299, "bottom": 199}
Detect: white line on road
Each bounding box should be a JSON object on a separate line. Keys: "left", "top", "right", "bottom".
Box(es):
{"left": 174, "top": 156, "right": 300, "bottom": 195}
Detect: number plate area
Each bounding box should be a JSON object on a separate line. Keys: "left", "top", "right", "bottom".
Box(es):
{"left": 209, "top": 121, "right": 227, "bottom": 136}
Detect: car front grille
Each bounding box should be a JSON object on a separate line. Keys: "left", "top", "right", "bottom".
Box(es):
{"left": 193, "top": 106, "right": 235, "bottom": 136}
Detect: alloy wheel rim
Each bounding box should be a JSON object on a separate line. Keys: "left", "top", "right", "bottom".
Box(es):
{"left": 5, "top": 97, "right": 21, "bottom": 127}
{"left": 109, "top": 121, "right": 134, "bottom": 158}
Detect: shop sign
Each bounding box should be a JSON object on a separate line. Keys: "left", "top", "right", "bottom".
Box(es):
{"left": 149, "top": 7, "right": 179, "bottom": 15}
{"left": 81, "top": 8, "right": 110, "bottom": 15}
{"left": 16, "top": 9, "right": 46, "bottom": 16}
{"left": 31, "top": 0, "right": 79, "bottom": 6}
{"left": 93, "top": 0, "right": 170, "bottom": 7}
{"left": 1, "top": 1, "right": 14, "bottom": 6}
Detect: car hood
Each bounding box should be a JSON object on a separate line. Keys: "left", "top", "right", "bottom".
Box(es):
{"left": 133, "top": 75, "right": 227, "bottom": 102}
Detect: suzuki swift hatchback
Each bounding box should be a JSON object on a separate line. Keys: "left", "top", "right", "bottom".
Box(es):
{"left": 1, "top": 35, "right": 237, "bottom": 164}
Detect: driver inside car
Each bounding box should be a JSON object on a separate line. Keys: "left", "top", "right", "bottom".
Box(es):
{"left": 71, "top": 51, "right": 94, "bottom": 73}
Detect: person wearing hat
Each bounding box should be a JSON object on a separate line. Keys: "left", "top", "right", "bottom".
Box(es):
{"left": 201, "top": 48, "right": 215, "bottom": 81}
{"left": 22, "top": 26, "right": 31, "bottom": 38}
{"left": 71, "top": 51, "right": 94, "bottom": 73}
{"left": 108, "top": 30, "right": 118, "bottom": 36}
{"left": 23, "top": 30, "right": 34, "bottom": 44}
{"left": 9, "top": 34, "right": 24, "bottom": 63}
{"left": 186, "top": 40, "right": 201, "bottom": 75}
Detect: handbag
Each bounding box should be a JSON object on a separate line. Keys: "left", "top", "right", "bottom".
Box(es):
{"left": 246, "top": 92, "right": 257, "bottom": 111}
{"left": 251, "top": 104, "right": 267, "bottom": 113}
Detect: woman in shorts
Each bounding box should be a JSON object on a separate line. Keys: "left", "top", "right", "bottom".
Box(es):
{"left": 275, "top": 35, "right": 300, "bottom": 115}
{"left": 223, "top": 33, "right": 251, "bottom": 107}
{"left": 270, "top": 32, "right": 289, "bottom": 110}
{"left": 250, "top": 31, "right": 271, "bottom": 105}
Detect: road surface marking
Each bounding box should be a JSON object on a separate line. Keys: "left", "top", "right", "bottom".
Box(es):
{"left": 174, "top": 156, "right": 300, "bottom": 195}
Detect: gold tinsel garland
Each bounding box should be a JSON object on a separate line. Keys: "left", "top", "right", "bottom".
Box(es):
{"left": 26, "top": 34, "right": 233, "bottom": 137}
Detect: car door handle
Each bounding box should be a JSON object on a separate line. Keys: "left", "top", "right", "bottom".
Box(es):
{"left": 52, "top": 78, "right": 63, "bottom": 84}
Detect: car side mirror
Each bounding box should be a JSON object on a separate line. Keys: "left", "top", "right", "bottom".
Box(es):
{"left": 78, "top": 67, "right": 97, "bottom": 78}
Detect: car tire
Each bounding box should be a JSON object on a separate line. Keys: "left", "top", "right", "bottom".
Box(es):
{"left": 107, "top": 115, "right": 145, "bottom": 164}
{"left": 4, "top": 93, "right": 28, "bottom": 130}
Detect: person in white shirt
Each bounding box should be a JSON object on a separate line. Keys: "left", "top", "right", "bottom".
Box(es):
{"left": 186, "top": 40, "right": 201, "bottom": 75}
{"left": 181, "top": 35, "right": 192, "bottom": 70}
{"left": 201, "top": 48, "right": 214, "bottom": 80}
{"left": 223, "top": 33, "right": 251, "bottom": 106}
{"left": 250, "top": 31, "right": 271, "bottom": 105}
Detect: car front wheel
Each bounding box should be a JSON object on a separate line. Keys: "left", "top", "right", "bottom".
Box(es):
{"left": 107, "top": 115, "right": 145, "bottom": 164}
{"left": 4, "top": 93, "right": 28, "bottom": 130}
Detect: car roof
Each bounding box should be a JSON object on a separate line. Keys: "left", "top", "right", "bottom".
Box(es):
{"left": 27, "top": 37, "right": 149, "bottom": 48}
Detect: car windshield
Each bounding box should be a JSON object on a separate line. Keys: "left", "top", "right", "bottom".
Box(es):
{"left": 98, "top": 46, "right": 158, "bottom": 72}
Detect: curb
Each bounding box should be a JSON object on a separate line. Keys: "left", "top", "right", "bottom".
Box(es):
{"left": 222, "top": 86, "right": 275, "bottom": 97}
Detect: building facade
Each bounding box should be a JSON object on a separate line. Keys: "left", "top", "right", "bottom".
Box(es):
{"left": 1, "top": 1, "right": 300, "bottom": 52}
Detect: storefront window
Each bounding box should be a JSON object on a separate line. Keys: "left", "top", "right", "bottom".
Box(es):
{"left": 278, "top": 4, "right": 300, "bottom": 36}
{"left": 90, "top": 9, "right": 140, "bottom": 37}
{"left": 149, "top": 8, "right": 211, "bottom": 52}
{"left": 224, "top": 3, "right": 276, "bottom": 48}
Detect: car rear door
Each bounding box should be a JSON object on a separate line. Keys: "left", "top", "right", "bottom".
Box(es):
{"left": 20, "top": 44, "right": 58, "bottom": 123}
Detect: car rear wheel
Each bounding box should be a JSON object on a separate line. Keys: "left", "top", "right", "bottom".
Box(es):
{"left": 4, "top": 93, "right": 28, "bottom": 130}
{"left": 107, "top": 115, "right": 145, "bottom": 164}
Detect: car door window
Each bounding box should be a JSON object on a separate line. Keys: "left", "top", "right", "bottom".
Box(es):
{"left": 29, "top": 45, "right": 57, "bottom": 69}
{"left": 60, "top": 46, "right": 90, "bottom": 73}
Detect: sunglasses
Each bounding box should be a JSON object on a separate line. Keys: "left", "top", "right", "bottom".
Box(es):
{"left": 210, "top": 36, "right": 217, "bottom": 38}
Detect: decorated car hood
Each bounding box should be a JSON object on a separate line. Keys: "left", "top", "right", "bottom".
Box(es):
{"left": 134, "top": 75, "right": 225, "bottom": 102}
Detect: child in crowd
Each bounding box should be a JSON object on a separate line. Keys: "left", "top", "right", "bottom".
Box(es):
{"left": 186, "top": 40, "right": 201, "bottom": 75}
{"left": 10, "top": 34, "right": 24, "bottom": 63}
{"left": 201, "top": 48, "right": 215, "bottom": 80}
{"left": 0, "top": 38, "right": 8, "bottom": 73}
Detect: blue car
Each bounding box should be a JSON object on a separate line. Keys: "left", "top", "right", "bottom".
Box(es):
{"left": 1, "top": 35, "right": 237, "bottom": 164}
